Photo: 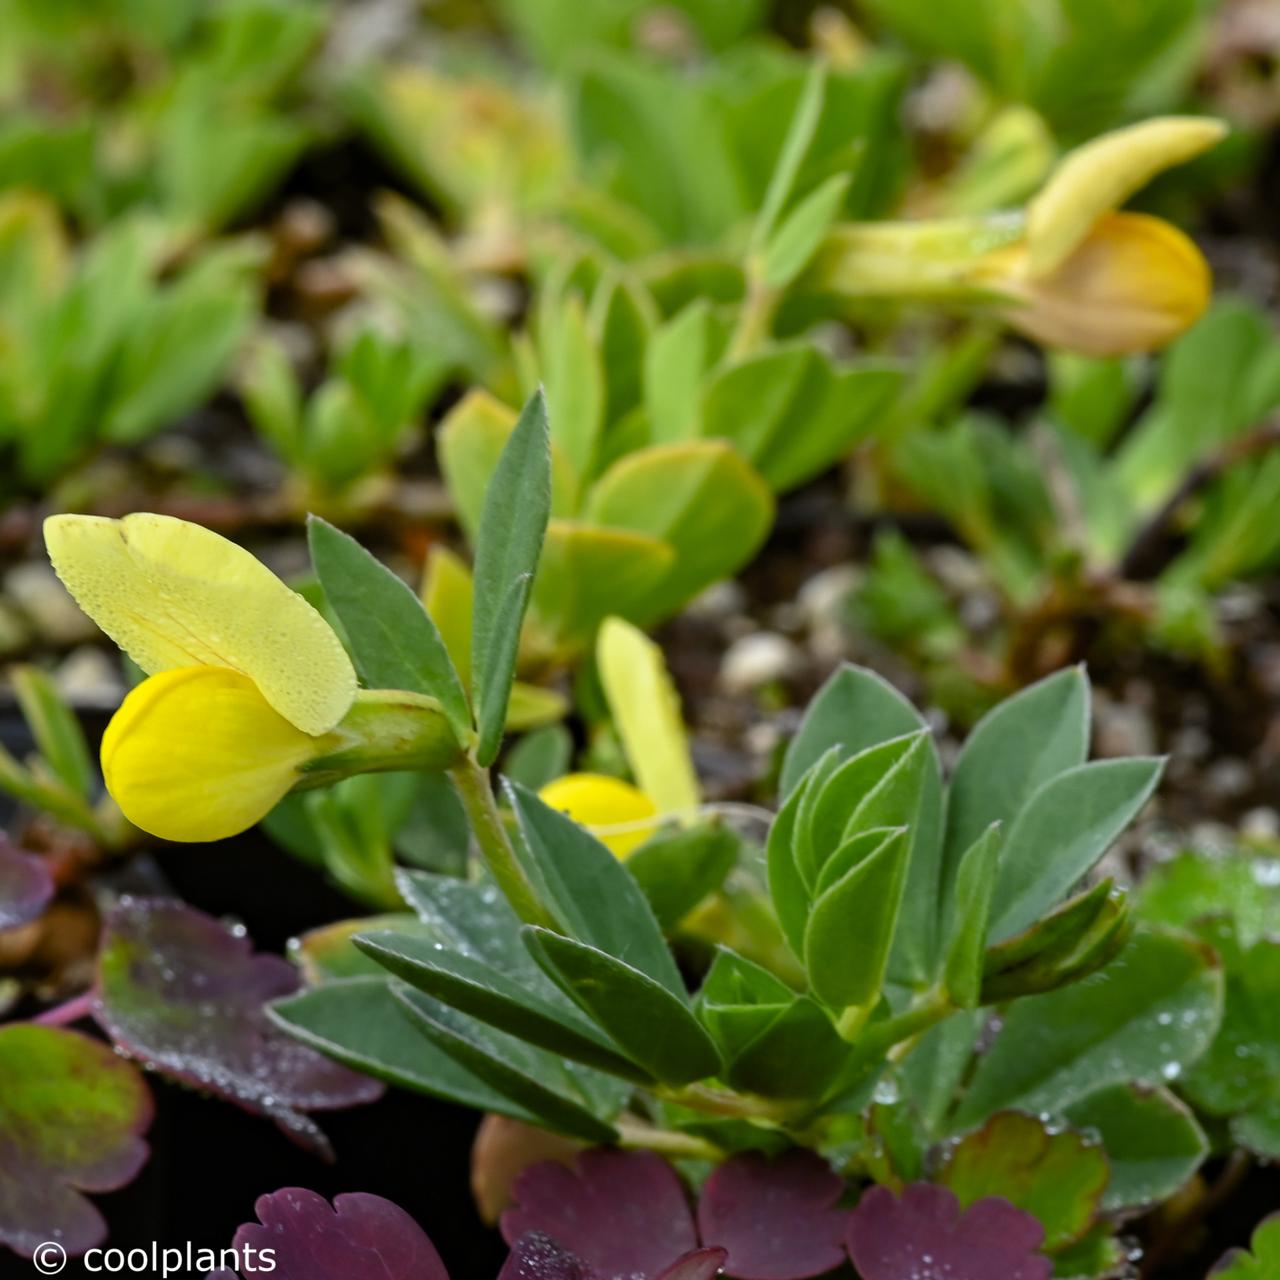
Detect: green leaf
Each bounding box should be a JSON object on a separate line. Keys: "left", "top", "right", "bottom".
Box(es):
{"left": 10, "top": 664, "right": 94, "bottom": 799}
{"left": 805, "top": 827, "right": 909, "bottom": 1020}
{"left": 308, "top": 517, "right": 471, "bottom": 742}
{"left": 355, "top": 927, "right": 647, "bottom": 1082}
{"left": 939, "top": 1111, "right": 1108, "bottom": 1249}
{"left": 292, "top": 914, "right": 425, "bottom": 983}
{"left": 944, "top": 666, "right": 1089, "bottom": 876}
{"left": 1212, "top": 1215, "right": 1280, "bottom": 1280}
{"left": 781, "top": 664, "right": 928, "bottom": 797}
{"left": 505, "top": 724, "right": 573, "bottom": 791}
{"left": 766, "top": 762, "right": 824, "bottom": 961}
{"left": 626, "top": 824, "right": 739, "bottom": 929}
{"left": 1063, "top": 1084, "right": 1207, "bottom": 1211}
{"left": 1181, "top": 933, "right": 1280, "bottom": 1155}
{"left": 270, "top": 977, "right": 541, "bottom": 1115}
{"left": 989, "top": 758, "right": 1164, "bottom": 941}
{"left": 900, "top": 1011, "right": 983, "bottom": 1135}
{"left": 751, "top": 65, "right": 827, "bottom": 251}
{"left": 699, "top": 346, "right": 901, "bottom": 494}
{"left": 541, "top": 293, "right": 605, "bottom": 501}
{"left": 1138, "top": 850, "right": 1280, "bottom": 949}
{"left": 953, "top": 929, "right": 1223, "bottom": 1129}
{"left": 982, "top": 881, "right": 1132, "bottom": 1002}
{"left": 471, "top": 390, "right": 552, "bottom": 764}
{"left": 524, "top": 926, "right": 722, "bottom": 1085}
{"left": 531, "top": 520, "right": 674, "bottom": 649}
{"left": 644, "top": 299, "right": 730, "bottom": 445}
{"left": 586, "top": 440, "right": 773, "bottom": 624}
{"left": 943, "top": 823, "right": 1003, "bottom": 1009}
{"left": 698, "top": 950, "right": 845, "bottom": 1099}
{"left": 505, "top": 781, "right": 684, "bottom": 994}
{"left": 762, "top": 173, "right": 850, "bottom": 289}
{"left": 393, "top": 985, "right": 620, "bottom": 1142}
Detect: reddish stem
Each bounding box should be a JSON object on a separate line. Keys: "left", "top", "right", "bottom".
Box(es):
{"left": 34, "top": 991, "right": 97, "bottom": 1027}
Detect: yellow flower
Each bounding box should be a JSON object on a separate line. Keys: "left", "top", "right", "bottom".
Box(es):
{"left": 979, "top": 212, "right": 1212, "bottom": 358}
{"left": 811, "top": 115, "right": 1226, "bottom": 356}
{"left": 537, "top": 618, "right": 699, "bottom": 858}
{"left": 538, "top": 773, "right": 658, "bottom": 859}
{"left": 45, "top": 512, "right": 360, "bottom": 842}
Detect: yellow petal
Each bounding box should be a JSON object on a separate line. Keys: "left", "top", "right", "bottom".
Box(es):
{"left": 597, "top": 616, "right": 699, "bottom": 816}
{"left": 45, "top": 512, "right": 355, "bottom": 734}
{"left": 102, "top": 667, "right": 321, "bottom": 843}
{"left": 538, "top": 772, "right": 658, "bottom": 859}
{"left": 1026, "top": 116, "right": 1226, "bottom": 276}
{"left": 990, "top": 212, "right": 1211, "bottom": 357}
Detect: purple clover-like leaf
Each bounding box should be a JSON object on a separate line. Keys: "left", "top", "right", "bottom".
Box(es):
{"left": 658, "top": 1249, "right": 729, "bottom": 1280}
{"left": 217, "top": 1189, "right": 450, "bottom": 1280}
{"left": 94, "top": 899, "right": 382, "bottom": 1157}
{"left": 846, "top": 1183, "right": 1051, "bottom": 1280}
{"left": 0, "top": 1024, "right": 152, "bottom": 1259}
{"left": 502, "top": 1150, "right": 698, "bottom": 1280}
{"left": 696, "top": 1151, "right": 847, "bottom": 1280}
{"left": 497, "top": 1233, "right": 588, "bottom": 1280}
{"left": 0, "top": 835, "right": 53, "bottom": 930}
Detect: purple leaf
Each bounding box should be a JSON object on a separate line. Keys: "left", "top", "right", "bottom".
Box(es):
{"left": 503, "top": 1150, "right": 698, "bottom": 1280}
{"left": 0, "top": 1024, "right": 152, "bottom": 1259}
{"left": 0, "top": 836, "right": 53, "bottom": 930}
{"left": 94, "top": 899, "right": 382, "bottom": 1157}
{"left": 498, "top": 1233, "right": 588, "bottom": 1280}
{"left": 697, "top": 1151, "right": 846, "bottom": 1280}
{"left": 223, "top": 1189, "right": 450, "bottom": 1280}
{"left": 658, "top": 1249, "right": 728, "bottom": 1280}
{"left": 846, "top": 1183, "right": 1051, "bottom": 1280}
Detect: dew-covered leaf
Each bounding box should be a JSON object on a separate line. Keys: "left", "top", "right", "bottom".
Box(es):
{"left": 502, "top": 1150, "right": 698, "bottom": 1280}
{"left": 220, "top": 1188, "right": 449, "bottom": 1280}
{"left": 846, "top": 1183, "right": 1051, "bottom": 1280}
{"left": 0, "top": 836, "right": 53, "bottom": 930}
{"left": 0, "top": 1024, "right": 152, "bottom": 1260}
{"left": 498, "top": 1232, "right": 588, "bottom": 1280}
{"left": 95, "top": 899, "right": 382, "bottom": 1157}
{"left": 695, "top": 1150, "right": 847, "bottom": 1280}
{"left": 1062, "top": 1084, "right": 1207, "bottom": 1210}
{"left": 953, "top": 929, "right": 1222, "bottom": 1128}
{"left": 937, "top": 1112, "right": 1107, "bottom": 1249}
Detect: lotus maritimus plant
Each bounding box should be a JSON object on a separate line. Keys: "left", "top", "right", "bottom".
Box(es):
{"left": 44, "top": 390, "right": 1231, "bottom": 1278}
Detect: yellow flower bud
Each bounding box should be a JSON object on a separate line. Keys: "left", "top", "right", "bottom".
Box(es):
{"left": 538, "top": 772, "right": 659, "bottom": 859}
{"left": 984, "top": 212, "right": 1212, "bottom": 357}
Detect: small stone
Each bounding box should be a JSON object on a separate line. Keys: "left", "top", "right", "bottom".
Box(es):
{"left": 720, "top": 632, "right": 803, "bottom": 694}
{"left": 54, "top": 648, "right": 125, "bottom": 709}
{"left": 5, "top": 564, "right": 98, "bottom": 645}
{"left": 686, "top": 580, "right": 747, "bottom": 621}
{"left": 797, "top": 565, "right": 860, "bottom": 630}
{"left": 1240, "top": 807, "right": 1280, "bottom": 841}
{"left": 1093, "top": 691, "right": 1158, "bottom": 759}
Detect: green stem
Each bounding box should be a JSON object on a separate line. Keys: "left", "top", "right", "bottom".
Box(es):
{"left": 726, "top": 277, "right": 777, "bottom": 361}
{"left": 448, "top": 756, "right": 553, "bottom": 928}
{"left": 615, "top": 1118, "right": 723, "bottom": 1161}
{"left": 847, "top": 985, "right": 955, "bottom": 1073}
{"left": 655, "top": 1082, "right": 800, "bottom": 1125}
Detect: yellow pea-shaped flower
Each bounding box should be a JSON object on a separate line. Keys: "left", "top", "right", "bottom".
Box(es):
{"left": 538, "top": 773, "right": 659, "bottom": 859}
{"left": 44, "top": 512, "right": 367, "bottom": 842}
{"left": 45, "top": 513, "right": 356, "bottom": 735}
{"left": 102, "top": 667, "right": 328, "bottom": 843}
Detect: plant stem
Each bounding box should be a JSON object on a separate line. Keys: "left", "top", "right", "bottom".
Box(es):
{"left": 448, "top": 756, "right": 553, "bottom": 928}
{"left": 847, "top": 985, "right": 955, "bottom": 1073}
{"left": 726, "top": 278, "right": 777, "bottom": 361}
{"left": 615, "top": 1117, "right": 724, "bottom": 1161}
{"left": 655, "top": 1082, "right": 799, "bottom": 1124}
{"left": 35, "top": 991, "right": 96, "bottom": 1027}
